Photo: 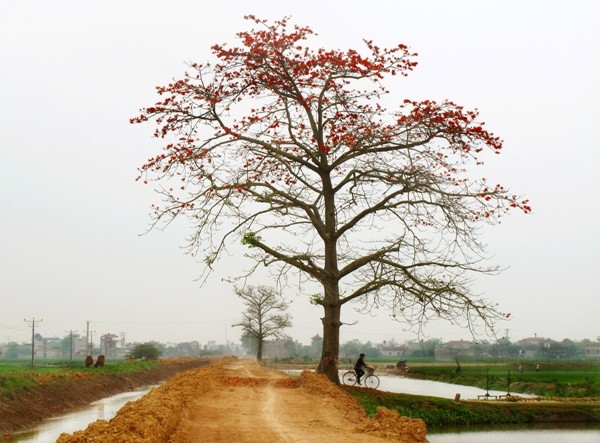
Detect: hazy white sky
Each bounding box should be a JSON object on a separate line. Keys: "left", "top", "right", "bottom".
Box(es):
{"left": 1, "top": 1, "right": 598, "bottom": 347}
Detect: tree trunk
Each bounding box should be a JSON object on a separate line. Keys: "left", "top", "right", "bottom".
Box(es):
{"left": 318, "top": 162, "right": 341, "bottom": 383}
{"left": 257, "top": 337, "right": 263, "bottom": 361}
{"left": 317, "top": 301, "right": 341, "bottom": 384}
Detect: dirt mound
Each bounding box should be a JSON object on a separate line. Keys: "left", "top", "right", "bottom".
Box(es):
{"left": 0, "top": 358, "right": 211, "bottom": 436}
{"left": 298, "top": 370, "right": 427, "bottom": 441}
{"left": 57, "top": 360, "right": 226, "bottom": 443}
{"left": 358, "top": 406, "right": 428, "bottom": 442}
{"left": 54, "top": 358, "right": 426, "bottom": 443}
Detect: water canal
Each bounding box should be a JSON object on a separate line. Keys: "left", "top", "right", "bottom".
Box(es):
{"left": 428, "top": 423, "right": 600, "bottom": 442}
{"left": 6, "top": 373, "right": 598, "bottom": 442}
{"left": 5, "top": 385, "right": 156, "bottom": 442}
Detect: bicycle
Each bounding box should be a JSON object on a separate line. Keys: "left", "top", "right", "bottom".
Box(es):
{"left": 342, "top": 367, "right": 380, "bottom": 389}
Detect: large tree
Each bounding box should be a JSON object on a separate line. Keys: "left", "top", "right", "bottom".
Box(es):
{"left": 132, "top": 16, "right": 530, "bottom": 383}
{"left": 233, "top": 285, "right": 292, "bottom": 361}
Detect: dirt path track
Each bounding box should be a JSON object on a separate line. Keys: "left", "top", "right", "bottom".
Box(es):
{"left": 174, "top": 360, "right": 424, "bottom": 442}
{"left": 58, "top": 358, "right": 426, "bottom": 442}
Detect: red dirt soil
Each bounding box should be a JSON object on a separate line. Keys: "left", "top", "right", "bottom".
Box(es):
{"left": 56, "top": 358, "right": 426, "bottom": 442}
{"left": 0, "top": 358, "right": 211, "bottom": 437}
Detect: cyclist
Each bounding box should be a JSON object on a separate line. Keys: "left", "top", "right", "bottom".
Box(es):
{"left": 354, "top": 353, "right": 367, "bottom": 385}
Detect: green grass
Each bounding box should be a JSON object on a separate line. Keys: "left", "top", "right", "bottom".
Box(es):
{"left": 0, "top": 359, "right": 160, "bottom": 395}
{"left": 404, "top": 361, "right": 600, "bottom": 398}
{"left": 346, "top": 387, "right": 600, "bottom": 426}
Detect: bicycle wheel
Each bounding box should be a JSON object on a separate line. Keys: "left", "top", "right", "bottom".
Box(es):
{"left": 364, "top": 374, "right": 380, "bottom": 389}
{"left": 342, "top": 371, "right": 357, "bottom": 386}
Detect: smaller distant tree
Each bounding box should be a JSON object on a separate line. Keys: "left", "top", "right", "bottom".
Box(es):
{"left": 340, "top": 339, "right": 364, "bottom": 358}
{"left": 412, "top": 338, "right": 443, "bottom": 358}
{"left": 5, "top": 342, "right": 19, "bottom": 359}
{"left": 233, "top": 285, "right": 292, "bottom": 361}
{"left": 128, "top": 342, "right": 161, "bottom": 360}
{"left": 363, "top": 342, "right": 382, "bottom": 359}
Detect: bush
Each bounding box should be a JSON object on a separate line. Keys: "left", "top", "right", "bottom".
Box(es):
{"left": 128, "top": 343, "right": 161, "bottom": 360}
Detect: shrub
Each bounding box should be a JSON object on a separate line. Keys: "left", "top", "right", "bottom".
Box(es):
{"left": 128, "top": 343, "right": 161, "bottom": 360}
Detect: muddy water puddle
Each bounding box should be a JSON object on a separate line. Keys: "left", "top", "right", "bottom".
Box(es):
{"left": 5, "top": 385, "right": 156, "bottom": 442}
{"left": 7, "top": 371, "right": 599, "bottom": 442}
{"left": 428, "top": 423, "right": 600, "bottom": 442}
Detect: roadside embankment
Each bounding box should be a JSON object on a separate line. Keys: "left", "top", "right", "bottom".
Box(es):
{"left": 57, "top": 358, "right": 427, "bottom": 443}
{"left": 348, "top": 388, "right": 600, "bottom": 427}
{"left": 0, "top": 357, "right": 212, "bottom": 435}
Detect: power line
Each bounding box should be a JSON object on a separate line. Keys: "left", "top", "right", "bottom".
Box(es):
{"left": 24, "top": 318, "right": 42, "bottom": 368}
{"left": 66, "top": 329, "right": 77, "bottom": 362}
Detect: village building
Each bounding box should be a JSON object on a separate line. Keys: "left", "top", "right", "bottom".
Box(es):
{"left": 583, "top": 342, "right": 600, "bottom": 357}
{"left": 379, "top": 340, "right": 408, "bottom": 357}
{"left": 434, "top": 339, "right": 475, "bottom": 360}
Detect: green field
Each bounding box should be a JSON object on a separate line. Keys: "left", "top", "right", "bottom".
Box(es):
{"left": 403, "top": 360, "right": 600, "bottom": 398}
{"left": 0, "top": 359, "right": 159, "bottom": 395}
{"left": 346, "top": 387, "right": 600, "bottom": 426}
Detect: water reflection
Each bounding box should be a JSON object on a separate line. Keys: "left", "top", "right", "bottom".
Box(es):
{"left": 285, "top": 369, "right": 530, "bottom": 399}
{"left": 284, "top": 370, "right": 598, "bottom": 441}
{"left": 375, "top": 374, "right": 530, "bottom": 399}
{"left": 428, "top": 422, "right": 600, "bottom": 443}
{"left": 5, "top": 374, "right": 598, "bottom": 442}
{"left": 4, "top": 385, "right": 156, "bottom": 443}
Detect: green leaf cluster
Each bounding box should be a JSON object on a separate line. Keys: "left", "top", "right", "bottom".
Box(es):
{"left": 241, "top": 231, "right": 261, "bottom": 248}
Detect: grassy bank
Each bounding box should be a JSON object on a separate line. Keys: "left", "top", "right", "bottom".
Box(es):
{"left": 0, "top": 357, "right": 212, "bottom": 434}
{"left": 403, "top": 360, "right": 600, "bottom": 398}
{"left": 0, "top": 359, "right": 161, "bottom": 395}
{"left": 346, "top": 388, "right": 600, "bottom": 426}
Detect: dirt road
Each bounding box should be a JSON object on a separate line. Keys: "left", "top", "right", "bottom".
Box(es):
{"left": 57, "top": 358, "right": 426, "bottom": 442}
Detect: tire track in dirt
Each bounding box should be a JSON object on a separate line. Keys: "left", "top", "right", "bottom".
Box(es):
{"left": 261, "top": 381, "right": 295, "bottom": 442}
{"left": 57, "top": 358, "right": 427, "bottom": 442}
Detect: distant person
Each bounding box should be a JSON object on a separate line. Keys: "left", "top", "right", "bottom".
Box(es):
{"left": 518, "top": 364, "right": 523, "bottom": 373}
{"left": 354, "top": 353, "right": 367, "bottom": 385}
{"left": 455, "top": 358, "right": 462, "bottom": 374}
{"left": 536, "top": 363, "right": 540, "bottom": 372}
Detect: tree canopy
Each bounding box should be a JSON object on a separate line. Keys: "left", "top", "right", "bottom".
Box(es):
{"left": 233, "top": 285, "right": 292, "bottom": 361}
{"left": 128, "top": 342, "right": 161, "bottom": 360}
{"left": 132, "top": 16, "right": 530, "bottom": 383}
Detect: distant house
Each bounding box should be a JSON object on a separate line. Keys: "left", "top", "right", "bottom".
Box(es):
{"left": 434, "top": 340, "right": 475, "bottom": 360}
{"left": 517, "top": 336, "right": 550, "bottom": 357}
{"left": 100, "top": 333, "right": 120, "bottom": 358}
{"left": 405, "top": 341, "right": 423, "bottom": 352}
{"left": 204, "top": 340, "right": 217, "bottom": 351}
{"left": 380, "top": 341, "right": 407, "bottom": 357}
{"left": 310, "top": 334, "right": 323, "bottom": 357}
{"left": 446, "top": 340, "right": 474, "bottom": 351}
{"left": 34, "top": 335, "right": 62, "bottom": 359}
{"left": 517, "top": 336, "right": 550, "bottom": 347}
{"left": 73, "top": 336, "right": 88, "bottom": 355}
{"left": 583, "top": 343, "right": 600, "bottom": 357}
{"left": 262, "top": 339, "right": 293, "bottom": 358}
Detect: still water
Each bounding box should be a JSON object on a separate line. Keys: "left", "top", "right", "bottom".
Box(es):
{"left": 377, "top": 375, "right": 599, "bottom": 441}
{"left": 6, "top": 385, "right": 156, "bottom": 442}
{"left": 375, "top": 373, "right": 527, "bottom": 399}
{"left": 428, "top": 423, "right": 600, "bottom": 442}
{"left": 6, "top": 374, "right": 599, "bottom": 442}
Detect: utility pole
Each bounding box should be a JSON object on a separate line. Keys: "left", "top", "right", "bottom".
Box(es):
{"left": 89, "top": 330, "right": 96, "bottom": 356}
{"left": 24, "top": 318, "right": 42, "bottom": 368}
{"left": 85, "top": 320, "right": 90, "bottom": 356}
{"left": 66, "top": 329, "right": 77, "bottom": 362}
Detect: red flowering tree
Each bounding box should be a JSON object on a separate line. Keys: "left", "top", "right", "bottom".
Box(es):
{"left": 132, "top": 16, "right": 530, "bottom": 383}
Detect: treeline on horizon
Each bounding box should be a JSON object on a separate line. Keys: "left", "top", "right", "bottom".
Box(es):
{"left": 2, "top": 335, "right": 599, "bottom": 361}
